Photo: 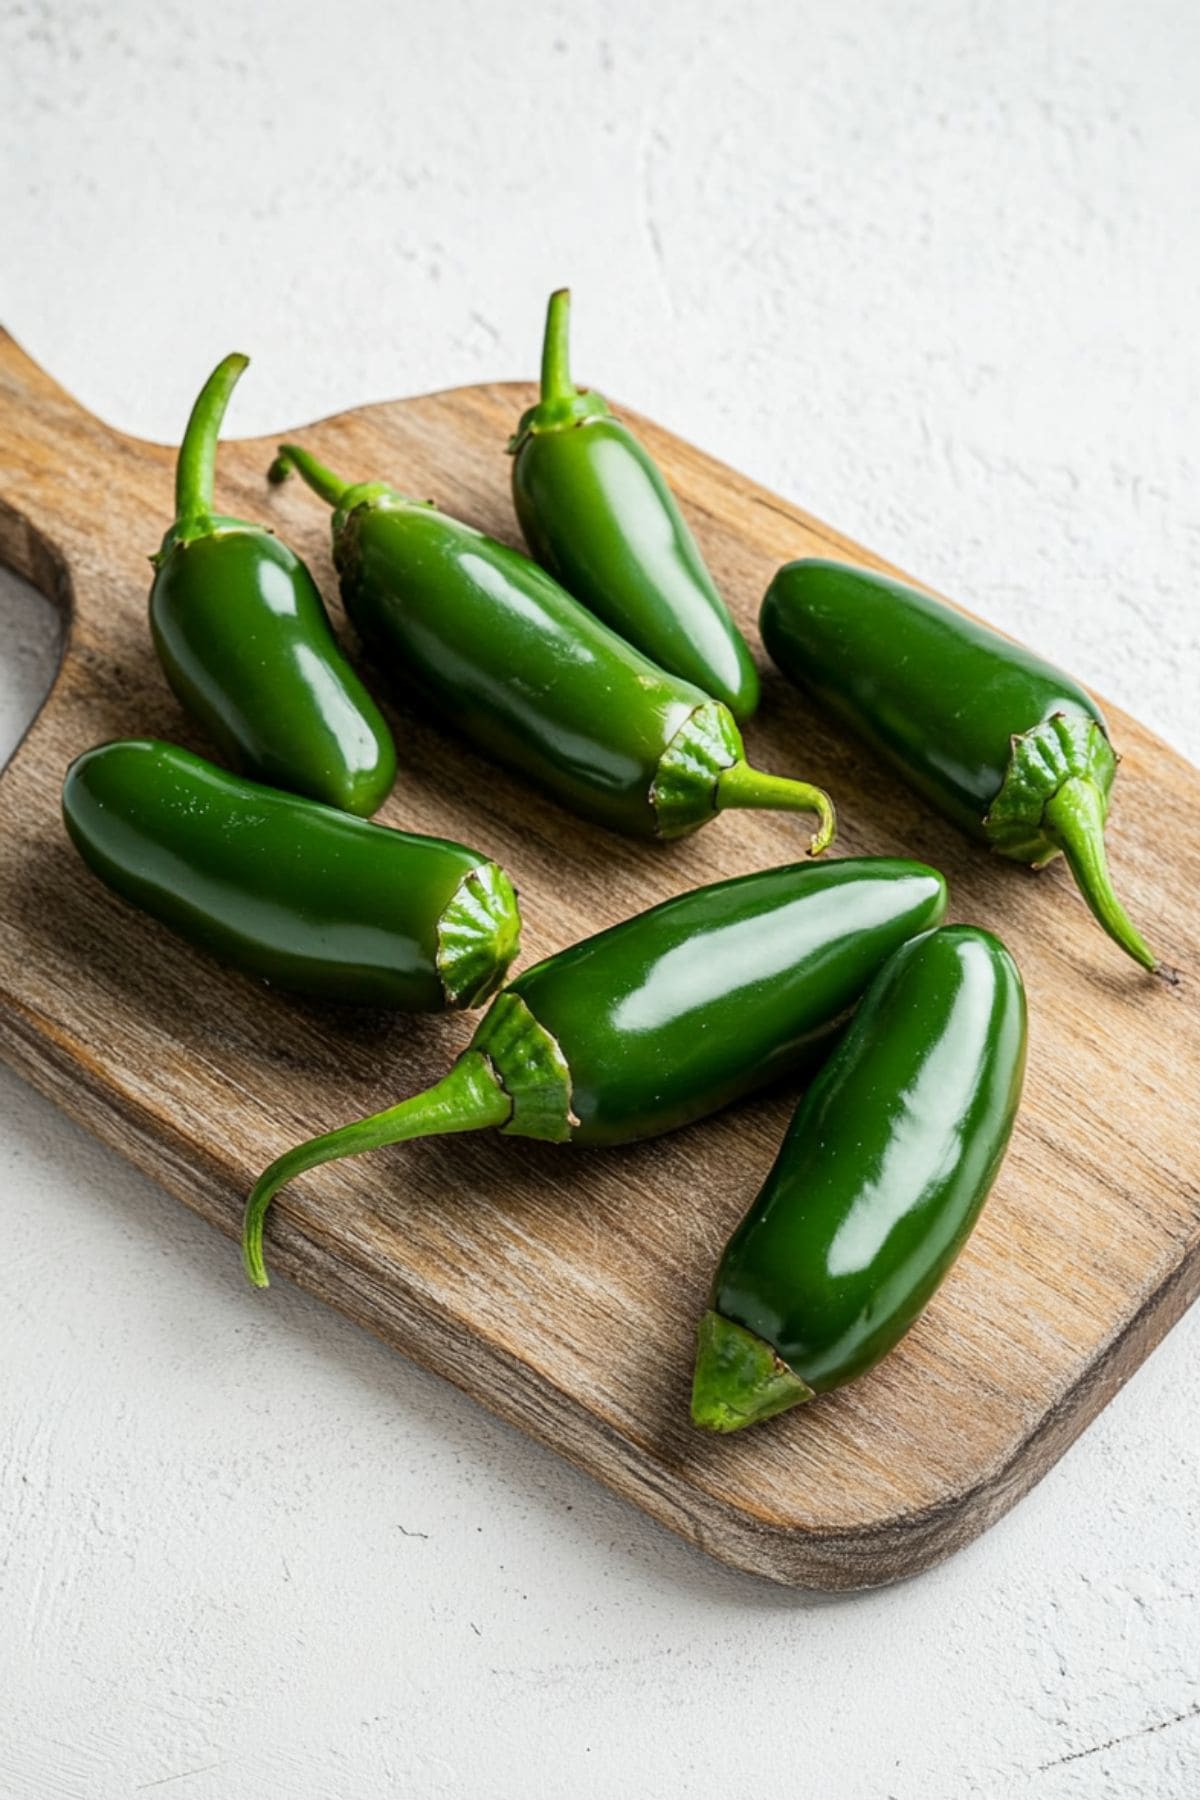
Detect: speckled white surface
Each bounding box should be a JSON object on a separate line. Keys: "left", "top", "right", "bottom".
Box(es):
{"left": 2, "top": 2, "right": 1199, "bottom": 1795}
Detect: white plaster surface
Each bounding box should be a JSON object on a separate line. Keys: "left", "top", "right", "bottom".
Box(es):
{"left": 2, "top": 2, "right": 1199, "bottom": 1794}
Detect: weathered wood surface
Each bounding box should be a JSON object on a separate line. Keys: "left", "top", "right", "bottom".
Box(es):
{"left": 0, "top": 327, "right": 1196, "bottom": 1589}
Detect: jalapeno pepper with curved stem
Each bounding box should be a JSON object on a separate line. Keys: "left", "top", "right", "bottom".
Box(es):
{"left": 269, "top": 446, "right": 833, "bottom": 851}
{"left": 243, "top": 855, "right": 948, "bottom": 1286}
{"left": 692, "top": 925, "right": 1027, "bottom": 1432}
{"left": 62, "top": 739, "right": 520, "bottom": 1010}
{"left": 508, "top": 289, "right": 760, "bottom": 721}
{"left": 150, "top": 355, "right": 396, "bottom": 816}
{"left": 760, "top": 558, "right": 1156, "bottom": 971}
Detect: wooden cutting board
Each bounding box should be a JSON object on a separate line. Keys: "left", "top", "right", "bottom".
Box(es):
{"left": 1, "top": 328, "right": 1196, "bottom": 1591}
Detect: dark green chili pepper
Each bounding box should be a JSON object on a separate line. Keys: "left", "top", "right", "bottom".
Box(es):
{"left": 62, "top": 739, "right": 519, "bottom": 1011}
{"left": 150, "top": 355, "right": 396, "bottom": 816}
{"left": 243, "top": 855, "right": 948, "bottom": 1286}
{"left": 268, "top": 446, "right": 833, "bottom": 851}
{"left": 508, "top": 289, "right": 760, "bottom": 721}
{"left": 692, "top": 925, "right": 1026, "bottom": 1432}
{"left": 760, "top": 559, "right": 1156, "bottom": 971}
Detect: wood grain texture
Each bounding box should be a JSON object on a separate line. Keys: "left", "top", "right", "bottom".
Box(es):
{"left": 0, "top": 327, "right": 1196, "bottom": 1590}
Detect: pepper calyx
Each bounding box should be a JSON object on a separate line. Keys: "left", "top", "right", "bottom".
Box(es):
{"left": 153, "top": 513, "right": 267, "bottom": 561}
{"left": 436, "top": 861, "right": 522, "bottom": 1010}
{"left": 984, "top": 710, "right": 1116, "bottom": 865}
{"left": 331, "top": 482, "right": 425, "bottom": 534}
{"left": 650, "top": 701, "right": 742, "bottom": 839}
{"left": 469, "top": 991, "right": 577, "bottom": 1142}
{"left": 507, "top": 387, "right": 612, "bottom": 455}
{"left": 986, "top": 710, "right": 1156, "bottom": 970}
{"left": 330, "top": 488, "right": 438, "bottom": 608}
{"left": 690, "top": 1311, "right": 815, "bottom": 1434}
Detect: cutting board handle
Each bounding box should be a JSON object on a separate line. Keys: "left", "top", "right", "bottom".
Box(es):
{"left": 0, "top": 326, "right": 176, "bottom": 649}
{"left": 0, "top": 328, "right": 96, "bottom": 609}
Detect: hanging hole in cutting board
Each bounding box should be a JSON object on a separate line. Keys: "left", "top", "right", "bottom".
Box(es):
{"left": 0, "top": 556, "right": 64, "bottom": 771}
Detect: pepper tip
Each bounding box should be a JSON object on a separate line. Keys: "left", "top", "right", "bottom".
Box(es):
{"left": 808, "top": 792, "right": 837, "bottom": 857}
{"left": 242, "top": 1166, "right": 278, "bottom": 1288}
{"left": 690, "top": 1310, "right": 814, "bottom": 1434}
{"left": 241, "top": 1220, "right": 271, "bottom": 1289}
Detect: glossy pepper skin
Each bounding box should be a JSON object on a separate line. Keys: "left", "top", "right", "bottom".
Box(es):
{"left": 150, "top": 355, "right": 395, "bottom": 815}
{"left": 761, "top": 559, "right": 1156, "bottom": 971}
{"left": 269, "top": 447, "right": 834, "bottom": 852}
{"left": 62, "top": 739, "right": 520, "bottom": 1011}
{"left": 692, "top": 925, "right": 1027, "bottom": 1432}
{"left": 243, "top": 856, "right": 948, "bottom": 1285}
{"left": 509, "top": 289, "right": 760, "bottom": 721}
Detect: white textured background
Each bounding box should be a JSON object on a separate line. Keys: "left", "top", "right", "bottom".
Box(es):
{"left": 2, "top": 2, "right": 1199, "bottom": 1795}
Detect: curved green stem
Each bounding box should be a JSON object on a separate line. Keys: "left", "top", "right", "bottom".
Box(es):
{"left": 540, "top": 288, "right": 575, "bottom": 403}
{"left": 242, "top": 1050, "right": 511, "bottom": 1289}
{"left": 1043, "top": 777, "right": 1157, "bottom": 972}
{"left": 716, "top": 761, "right": 837, "bottom": 856}
{"left": 269, "top": 442, "right": 353, "bottom": 508}
{"left": 691, "top": 1311, "right": 814, "bottom": 1433}
{"left": 175, "top": 352, "right": 249, "bottom": 523}
{"left": 509, "top": 289, "right": 608, "bottom": 450}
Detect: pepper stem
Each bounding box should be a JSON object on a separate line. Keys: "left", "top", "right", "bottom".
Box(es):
{"left": 174, "top": 352, "right": 249, "bottom": 523}
{"left": 690, "top": 1311, "right": 815, "bottom": 1433}
{"left": 540, "top": 288, "right": 575, "bottom": 403}
{"left": 242, "top": 1050, "right": 511, "bottom": 1289}
{"left": 715, "top": 761, "right": 837, "bottom": 856}
{"left": 268, "top": 442, "right": 353, "bottom": 508}
{"left": 1042, "top": 777, "right": 1157, "bottom": 972}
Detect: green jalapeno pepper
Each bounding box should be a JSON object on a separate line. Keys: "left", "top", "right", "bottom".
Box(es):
{"left": 760, "top": 558, "right": 1156, "bottom": 971}
{"left": 692, "top": 924, "right": 1027, "bottom": 1432}
{"left": 268, "top": 446, "right": 833, "bottom": 851}
{"left": 508, "top": 289, "right": 760, "bottom": 721}
{"left": 242, "top": 855, "right": 948, "bottom": 1286}
{"left": 62, "top": 739, "right": 519, "bottom": 1011}
{"left": 150, "top": 355, "right": 396, "bottom": 816}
